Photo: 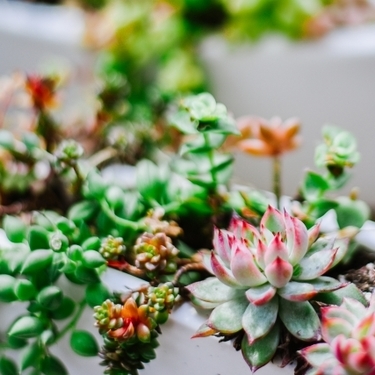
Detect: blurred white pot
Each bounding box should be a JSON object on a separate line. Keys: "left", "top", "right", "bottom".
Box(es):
{"left": 200, "top": 25, "right": 375, "bottom": 207}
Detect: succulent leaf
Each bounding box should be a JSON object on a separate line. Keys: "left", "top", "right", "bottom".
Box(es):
{"left": 210, "top": 252, "right": 242, "bottom": 287}
{"left": 186, "top": 277, "right": 244, "bottom": 304}
{"left": 295, "top": 248, "right": 338, "bottom": 280}
{"left": 231, "top": 242, "right": 267, "bottom": 287}
{"left": 241, "top": 323, "right": 280, "bottom": 372}
{"left": 245, "top": 284, "right": 276, "bottom": 306}
{"left": 279, "top": 277, "right": 344, "bottom": 302}
{"left": 213, "top": 228, "right": 233, "bottom": 267}
{"left": 279, "top": 299, "right": 321, "bottom": 341}
{"left": 207, "top": 297, "right": 248, "bottom": 334}
{"left": 264, "top": 257, "right": 293, "bottom": 288}
{"left": 242, "top": 296, "right": 278, "bottom": 343}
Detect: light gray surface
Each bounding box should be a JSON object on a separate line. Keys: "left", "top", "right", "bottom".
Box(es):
{"left": 200, "top": 25, "right": 375, "bottom": 206}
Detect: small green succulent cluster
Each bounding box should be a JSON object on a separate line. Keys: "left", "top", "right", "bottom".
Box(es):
{"left": 0, "top": 211, "right": 109, "bottom": 374}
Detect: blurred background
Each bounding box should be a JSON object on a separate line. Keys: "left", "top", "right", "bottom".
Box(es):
{"left": 1, "top": 0, "right": 375, "bottom": 206}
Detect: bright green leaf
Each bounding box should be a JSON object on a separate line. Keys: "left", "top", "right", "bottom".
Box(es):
{"left": 70, "top": 330, "right": 99, "bottom": 357}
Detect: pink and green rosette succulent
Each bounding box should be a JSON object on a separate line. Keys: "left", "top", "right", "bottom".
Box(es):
{"left": 187, "top": 205, "right": 350, "bottom": 371}
{"left": 300, "top": 294, "right": 375, "bottom": 375}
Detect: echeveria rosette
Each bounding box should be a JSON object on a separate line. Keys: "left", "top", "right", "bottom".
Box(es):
{"left": 300, "top": 295, "right": 375, "bottom": 375}
{"left": 187, "top": 205, "right": 349, "bottom": 371}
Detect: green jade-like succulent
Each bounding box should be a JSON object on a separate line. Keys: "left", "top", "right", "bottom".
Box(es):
{"left": 300, "top": 294, "right": 375, "bottom": 375}
{"left": 187, "top": 205, "right": 351, "bottom": 371}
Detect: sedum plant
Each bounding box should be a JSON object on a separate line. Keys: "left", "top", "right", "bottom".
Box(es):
{"left": 300, "top": 294, "right": 375, "bottom": 375}
{"left": 187, "top": 206, "right": 351, "bottom": 371}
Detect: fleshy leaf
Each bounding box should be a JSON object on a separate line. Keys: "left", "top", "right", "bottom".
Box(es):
{"left": 213, "top": 228, "right": 233, "bottom": 267}
{"left": 264, "top": 233, "right": 289, "bottom": 265}
{"left": 186, "top": 277, "right": 244, "bottom": 304}
{"left": 245, "top": 284, "right": 276, "bottom": 306}
{"left": 264, "top": 257, "right": 293, "bottom": 288}
{"left": 299, "top": 343, "right": 333, "bottom": 367}
{"left": 211, "top": 252, "right": 242, "bottom": 287}
{"left": 294, "top": 248, "right": 338, "bottom": 280}
{"left": 279, "top": 277, "right": 344, "bottom": 302}
{"left": 284, "top": 212, "right": 309, "bottom": 265}
{"left": 242, "top": 296, "right": 278, "bottom": 343}
{"left": 260, "top": 205, "right": 284, "bottom": 233}
{"left": 241, "top": 322, "right": 280, "bottom": 372}
{"left": 231, "top": 242, "right": 267, "bottom": 287}
{"left": 279, "top": 299, "right": 321, "bottom": 341}
{"left": 192, "top": 323, "right": 217, "bottom": 338}
{"left": 207, "top": 297, "right": 248, "bottom": 334}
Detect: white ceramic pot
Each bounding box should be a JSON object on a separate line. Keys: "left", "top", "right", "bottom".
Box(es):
{"left": 200, "top": 25, "right": 375, "bottom": 207}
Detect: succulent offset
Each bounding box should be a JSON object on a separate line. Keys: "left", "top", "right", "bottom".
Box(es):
{"left": 187, "top": 205, "right": 350, "bottom": 371}
{"left": 300, "top": 294, "right": 375, "bottom": 375}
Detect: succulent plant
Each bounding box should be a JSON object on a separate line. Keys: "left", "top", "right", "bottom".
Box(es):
{"left": 187, "top": 205, "right": 350, "bottom": 371}
{"left": 300, "top": 294, "right": 375, "bottom": 375}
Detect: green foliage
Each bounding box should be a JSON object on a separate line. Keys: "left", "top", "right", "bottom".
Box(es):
{"left": 70, "top": 330, "right": 99, "bottom": 357}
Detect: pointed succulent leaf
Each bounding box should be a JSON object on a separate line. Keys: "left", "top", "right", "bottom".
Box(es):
{"left": 190, "top": 296, "right": 221, "bottom": 309}
{"left": 8, "top": 316, "right": 45, "bottom": 339}
{"left": 211, "top": 252, "right": 242, "bottom": 287}
{"left": 231, "top": 242, "right": 267, "bottom": 287}
{"left": 330, "top": 237, "right": 350, "bottom": 267}
{"left": 308, "top": 223, "right": 321, "bottom": 248}
{"left": 260, "top": 205, "right": 284, "bottom": 233}
{"left": 279, "top": 277, "right": 344, "bottom": 302}
{"left": 70, "top": 330, "right": 99, "bottom": 357}
{"left": 264, "top": 257, "right": 293, "bottom": 288}
{"left": 279, "top": 299, "right": 321, "bottom": 341}
{"left": 285, "top": 212, "right": 309, "bottom": 265}
{"left": 186, "top": 277, "right": 244, "bottom": 304}
{"left": 321, "top": 315, "right": 354, "bottom": 343}
{"left": 229, "top": 215, "right": 259, "bottom": 241}
{"left": 264, "top": 233, "right": 289, "bottom": 265}
{"left": 245, "top": 284, "right": 276, "bottom": 306}
{"left": 341, "top": 297, "right": 368, "bottom": 318}
{"left": 299, "top": 343, "right": 333, "bottom": 367}
{"left": 278, "top": 281, "right": 318, "bottom": 302}
{"left": 213, "top": 228, "right": 233, "bottom": 267}
{"left": 294, "top": 248, "right": 338, "bottom": 280}
{"left": 199, "top": 249, "right": 213, "bottom": 274}
{"left": 317, "top": 284, "right": 367, "bottom": 306}
{"left": 353, "top": 314, "right": 375, "bottom": 339}
{"left": 192, "top": 323, "right": 217, "bottom": 338}
{"left": 255, "top": 240, "right": 267, "bottom": 270}
{"left": 242, "top": 296, "right": 278, "bottom": 343}
{"left": 207, "top": 297, "right": 248, "bottom": 334}
{"left": 241, "top": 323, "right": 280, "bottom": 372}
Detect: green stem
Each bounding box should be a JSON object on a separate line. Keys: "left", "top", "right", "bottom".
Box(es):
{"left": 100, "top": 199, "right": 145, "bottom": 231}
{"left": 52, "top": 298, "right": 86, "bottom": 344}
{"left": 273, "top": 155, "right": 281, "bottom": 209}
{"left": 203, "top": 133, "right": 217, "bottom": 190}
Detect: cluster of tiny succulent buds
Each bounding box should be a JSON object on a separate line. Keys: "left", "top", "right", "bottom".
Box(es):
{"left": 133, "top": 232, "right": 179, "bottom": 277}
{"left": 147, "top": 282, "right": 180, "bottom": 324}
{"left": 54, "top": 139, "right": 84, "bottom": 164}
{"left": 100, "top": 235, "right": 126, "bottom": 260}
{"left": 144, "top": 208, "right": 183, "bottom": 238}
{"left": 94, "top": 283, "right": 179, "bottom": 343}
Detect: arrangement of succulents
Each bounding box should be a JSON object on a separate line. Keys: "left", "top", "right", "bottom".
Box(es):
{"left": 0, "top": 63, "right": 374, "bottom": 375}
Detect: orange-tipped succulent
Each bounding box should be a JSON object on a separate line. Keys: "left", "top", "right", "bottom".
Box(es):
{"left": 234, "top": 116, "right": 301, "bottom": 157}
{"left": 25, "top": 74, "right": 58, "bottom": 111}
{"left": 94, "top": 298, "right": 156, "bottom": 343}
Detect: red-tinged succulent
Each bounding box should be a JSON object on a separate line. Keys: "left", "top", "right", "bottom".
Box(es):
{"left": 234, "top": 116, "right": 301, "bottom": 157}
{"left": 187, "top": 205, "right": 350, "bottom": 371}
{"left": 94, "top": 298, "right": 156, "bottom": 343}
{"left": 300, "top": 294, "right": 375, "bottom": 375}
{"left": 25, "top": 74, "right": 58, "bottom": 111}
